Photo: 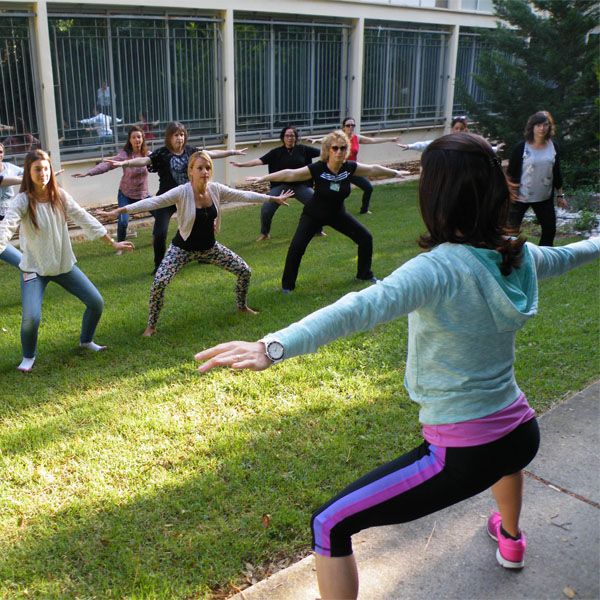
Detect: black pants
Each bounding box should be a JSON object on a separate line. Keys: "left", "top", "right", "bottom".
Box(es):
{"left": 150, "top": 204, "right": 177, "bottom": 269}
{"left": 311, "top": 417, "right": 540, "bottom": 557}
{"left": 281, "top": 209, "right": 373, "bottom": 291}
{"left": 509, "top": 197, "right": 556, "bottom": 246}
{"left": 350, "top": 175, "right": 373, "bottom": 213}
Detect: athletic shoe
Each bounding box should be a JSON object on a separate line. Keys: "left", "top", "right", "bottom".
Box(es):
{"left": 487, "top": 511, "right": 526, "bottom": 569}
{"left": 282, "top": 289, "right": 292, "bottom": 294}
{"left": 356, "top": 276, "right": 378, "bottom": 283}
{"left": 359, "top": 210, "right": 372, "bottom": 215}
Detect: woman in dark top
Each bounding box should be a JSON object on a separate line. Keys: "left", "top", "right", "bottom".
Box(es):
{"left": 106, "top": 121, "right": 247, "bottom": 272}
{"left": 231, "top": 125, "right": 321, "bottom": 241}
{"left": 246, "top": 130, "right": 407, "bottom": 292}
{"left": 506, "top": 111, "right": 566, "bottom": 247}
{"left": 98, "top": 151, "right": 293, "bottom": 336}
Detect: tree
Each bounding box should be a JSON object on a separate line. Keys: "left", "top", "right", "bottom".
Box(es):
{"left": 458, "top": 0, "right": 599, "bottom": 187}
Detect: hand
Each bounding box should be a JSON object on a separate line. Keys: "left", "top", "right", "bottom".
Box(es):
{"left": 233, "top": 148, "right": 248, "bottom": 156}
{"left": 113, "top": 241, "right": 135, "bottom": 253}
{"left": 507, "top": 180, "right": 520, "bottom": 203}
{"left": 230, "top": 161, "right": 243, "bottom": 167}
{"left": 272, "top": 189, "right": 294, "bottom": 205}
{"left": 55, "top": 169, "right": 65, "bottom": 176}
{"left": 308, "top": 138, "right": 319, "bottom": 145}
{"left": 394, "top": 170, "right": 410, "bottom": 178}
{"left": 104, "top": 158, "right": 126, "bottom": 168}
{"left": 393, "top": 136, "right": 402, "bottom": 143}
{"left": 397, "top": 144, "right": 408, "bottom": 151}
{"left": 496, "top": 142, "right": 505, "bottom": 153}
{"left": 195, "top": 341, "right": 272, "bottom": 372}
{"left": 72, "top": 173, "right": 89, "bottom": 178}
{"left": 557, "top": 196, "right": 568, "bottom": 210}
{"left": 95, "top": 208, "right": 121, "bottom": 220}
{"left": 245, "top": 176, "right": 262, "bottom": 184}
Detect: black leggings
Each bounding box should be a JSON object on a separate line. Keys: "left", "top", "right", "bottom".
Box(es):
{"left": 350, "top": 175, "right": 373, "bottom": 213}
{"left": 508, "top": 197, "right": 556, "bottom": 246}
{"left": 311, "top": 418, "right": 540, "bottom": 557}
{"left": 151, "top": 204, "right": 177, "bottom": 269}
{"left": 281, "top": 209, "right": 373, "bottom": 291}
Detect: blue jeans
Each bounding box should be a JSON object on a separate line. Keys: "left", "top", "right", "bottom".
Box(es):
{"left": 20, "top": 265, "right": 104, "bottom": 358}
{"left": 116, "top": 190, "right": 147, "bottom": 241}
{"left": 260, "top": 183, "right": 315, "bottom": 235}
{"left": 0, "top": 243, "right": 23, "bottom": 268}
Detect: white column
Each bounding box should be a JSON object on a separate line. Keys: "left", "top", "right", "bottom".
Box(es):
{"left": 32, "top": 1, "right": 61, "bottom": 170}
{"left": 220, "top": 9, "right": 236, "bottom": 186}
{"left": 443, "top": 24, "right": 460, "bottom": 134}
{"left": 348, "top": 17, "right": 364, "bottom": 131}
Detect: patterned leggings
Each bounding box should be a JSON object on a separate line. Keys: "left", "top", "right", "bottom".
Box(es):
{"left": 148, "top": 242, "right": 251, "bottom": 327}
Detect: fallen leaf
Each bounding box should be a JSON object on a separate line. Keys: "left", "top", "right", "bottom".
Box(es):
{"left": 563, "top": 586, "right": 576, "bottom": 599}
{"left": 262, "top": 513, "right": 271, "bottom": 528}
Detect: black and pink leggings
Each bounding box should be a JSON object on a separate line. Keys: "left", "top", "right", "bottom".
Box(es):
{"left": 311, "top": 417, "right": 539, "bottom": 557}
{"left": 148, "top": 242, "right": 251, "bottom": 327}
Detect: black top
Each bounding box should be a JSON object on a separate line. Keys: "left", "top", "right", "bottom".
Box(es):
{"left": 149, "top": 145, "right": 199, "bottom": 195}
{"left": 260, "top": 144, "right": 320, "bottom": 187}
{"left": 172, "top": 203, "right": 218, "bottom": 252}
{"left": 304, "top": 160, "right": 357, "bottom": 219}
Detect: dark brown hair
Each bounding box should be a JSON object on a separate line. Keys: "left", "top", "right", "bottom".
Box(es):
{"left": 20, "top": 149, "right": 66, "bottom": 229}
{"left": 418, "top": 132, "right": 524, "bottom": 275}
{"left": 123, "top": 125, "right": 148, "bottom": 158}
{"left": 164, "top": 121, "right": 188, "bottom": 152}
{"left": 279, "top": 125, "right": 299, "bottom": 143}
{"left": 524, "top": 110, "right": 554, "bottom": 142}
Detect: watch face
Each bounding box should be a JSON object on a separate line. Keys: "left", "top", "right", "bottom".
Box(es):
{"left": 267, "top": 341, "right": 284, "bottom": 361}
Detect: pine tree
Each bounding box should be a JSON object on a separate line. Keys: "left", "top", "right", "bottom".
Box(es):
{"left": 458, "top": 0, "right": 599, "bottom": 187}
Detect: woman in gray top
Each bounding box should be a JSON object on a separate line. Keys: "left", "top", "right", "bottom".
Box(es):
{"left": 507, "top": 111, "right": 566, "bottom": 246}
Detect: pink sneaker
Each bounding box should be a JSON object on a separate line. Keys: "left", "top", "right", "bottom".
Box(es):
{"left": 487, "top": 511, "right": 526, "bottom": 569}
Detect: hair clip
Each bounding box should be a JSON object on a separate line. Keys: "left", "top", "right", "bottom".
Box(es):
{"left": 489, "top": 155, "right": 501, "bottom": 168}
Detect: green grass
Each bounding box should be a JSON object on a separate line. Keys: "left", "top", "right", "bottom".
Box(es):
{"left": 0, "top": 182, "right": 598, "bottom": 599}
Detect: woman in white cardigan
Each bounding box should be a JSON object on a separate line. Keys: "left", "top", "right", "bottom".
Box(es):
{"left": 0, "top": 150, "right": 134, "bottom": 371}
{"left": 97, "top": 150, "right": 293, "bottom": 337}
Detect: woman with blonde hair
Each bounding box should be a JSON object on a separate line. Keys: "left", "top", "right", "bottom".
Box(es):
{"left": 0, "top": 150, "right": 134, "bottom": 371}
{"left": 97, "top": 151, "right": 293, "bottom": 337}
{"left": 106, "top": 121, "right": 247, "bottom": 272}
{"left": 246, "top": 130, "right": 406, "bottom": 292}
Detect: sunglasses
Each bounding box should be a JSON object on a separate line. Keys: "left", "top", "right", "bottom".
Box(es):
{"left": 331, "top": 145, "right": 348, "bottom": 152}
{"left": 345, "top": 123, "right": 356, "bottom": 127}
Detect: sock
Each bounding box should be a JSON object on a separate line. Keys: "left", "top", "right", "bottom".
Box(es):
{"left": 500, "top": 525, "right": 521, "bottom": 541}
{"left": 18, "top": 357, "right": 35, "bottom": 372}
{"left": 80, "top": 341, "right": 107, "bottom": 352}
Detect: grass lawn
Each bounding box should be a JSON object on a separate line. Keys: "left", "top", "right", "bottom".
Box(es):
{"left": 0, "top": 181, "right": 598, "bottom": 599}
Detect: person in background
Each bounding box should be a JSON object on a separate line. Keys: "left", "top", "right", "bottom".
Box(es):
{"left": 79, "top": 105, "right": 122, "bottom": 145}
{"left": 0, "top": 150, "right": 134, "bottom": 372}
{"left": 195, "top": 132, "right": 599, "bottom": 600}
{"left": 73, "top": 126, "right": 150, "bottom": 253}
{"left": 311, "top": 118, "right": 402, "bottom": 214}
{"left": 397, "top": 117, "right": 504, "bottom": 154}
{"left": 1, "top": 117, "right": 41, "bottom": 158}
{"left": 97, "top": 151, "right": 293, "bottom": 337}
{"left": 0, "top": 169, "right": 23, "bottom": 267}
{"left": 507, "top": 110, "right": 566, "bottom": 247}
{"left": 245, "top": 130, "right": 407, "bottom": 292}
{"left": 231, "top": 125, "right": 321, "bottom": 241}
{"left": 105, "top": 121, "right": 247, "bottom": 273}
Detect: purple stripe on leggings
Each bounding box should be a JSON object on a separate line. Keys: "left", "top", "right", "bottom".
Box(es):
{"left": 313, "top": 445, "right": 446, "bottom": 556}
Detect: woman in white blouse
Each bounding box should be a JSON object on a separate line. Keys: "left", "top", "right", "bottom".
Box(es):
{"left": 0, "top": 150, "right": 134, "bottom": 371}
{"left": 97, "top": 151, "right": 293, "bottom": 337}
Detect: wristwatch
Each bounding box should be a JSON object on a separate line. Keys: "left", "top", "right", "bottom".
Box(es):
{"left": 263, "top": 339, "right": 285, "bottom": 364}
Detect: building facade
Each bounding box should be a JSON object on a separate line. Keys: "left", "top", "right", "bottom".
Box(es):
{"left": 0, "top": 0, "right": 496, "bottom": 204}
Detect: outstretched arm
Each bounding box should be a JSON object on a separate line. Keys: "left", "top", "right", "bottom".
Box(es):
{"left": 105, "top": 156, "right": 151, "bottom": 168}
{"left": 0, "top": 175, "right": 22, "bottom": 186}
{"left": 230, "top": 158, "right": 264, "bottom": 168}
{"left": 206, "top": 148, "right": 248, "bottom": 159}
{"left": 356, "top": 134, "right": 401, "bottom": 144}
{"left": 245, "top": 166, "right": 311, "bottom": 184}
{"left": 354, "top": 163, "right": 409, "bottom": 178}
{"left": 100, "top": 233, "right": 135, "bottom": 253}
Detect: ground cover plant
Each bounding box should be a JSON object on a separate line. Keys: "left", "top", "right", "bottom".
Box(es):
{"left": 0, "top": 181, "right": 598, "bottom": 599}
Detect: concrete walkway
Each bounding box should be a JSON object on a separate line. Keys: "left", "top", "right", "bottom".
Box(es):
{"left": 232, "top": 380, "right": 600, "bottom": 600}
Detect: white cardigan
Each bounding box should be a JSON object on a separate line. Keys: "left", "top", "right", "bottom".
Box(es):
{"left": 125, "top": 181, "right": 274, "bottom": 238}
{"left": 0, "top": 190, "right": 107, "bottom": 276}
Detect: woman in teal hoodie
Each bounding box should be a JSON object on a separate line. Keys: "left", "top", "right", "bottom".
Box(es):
{"left": 195, "top": 133, "right": 599, "bottom": 600}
